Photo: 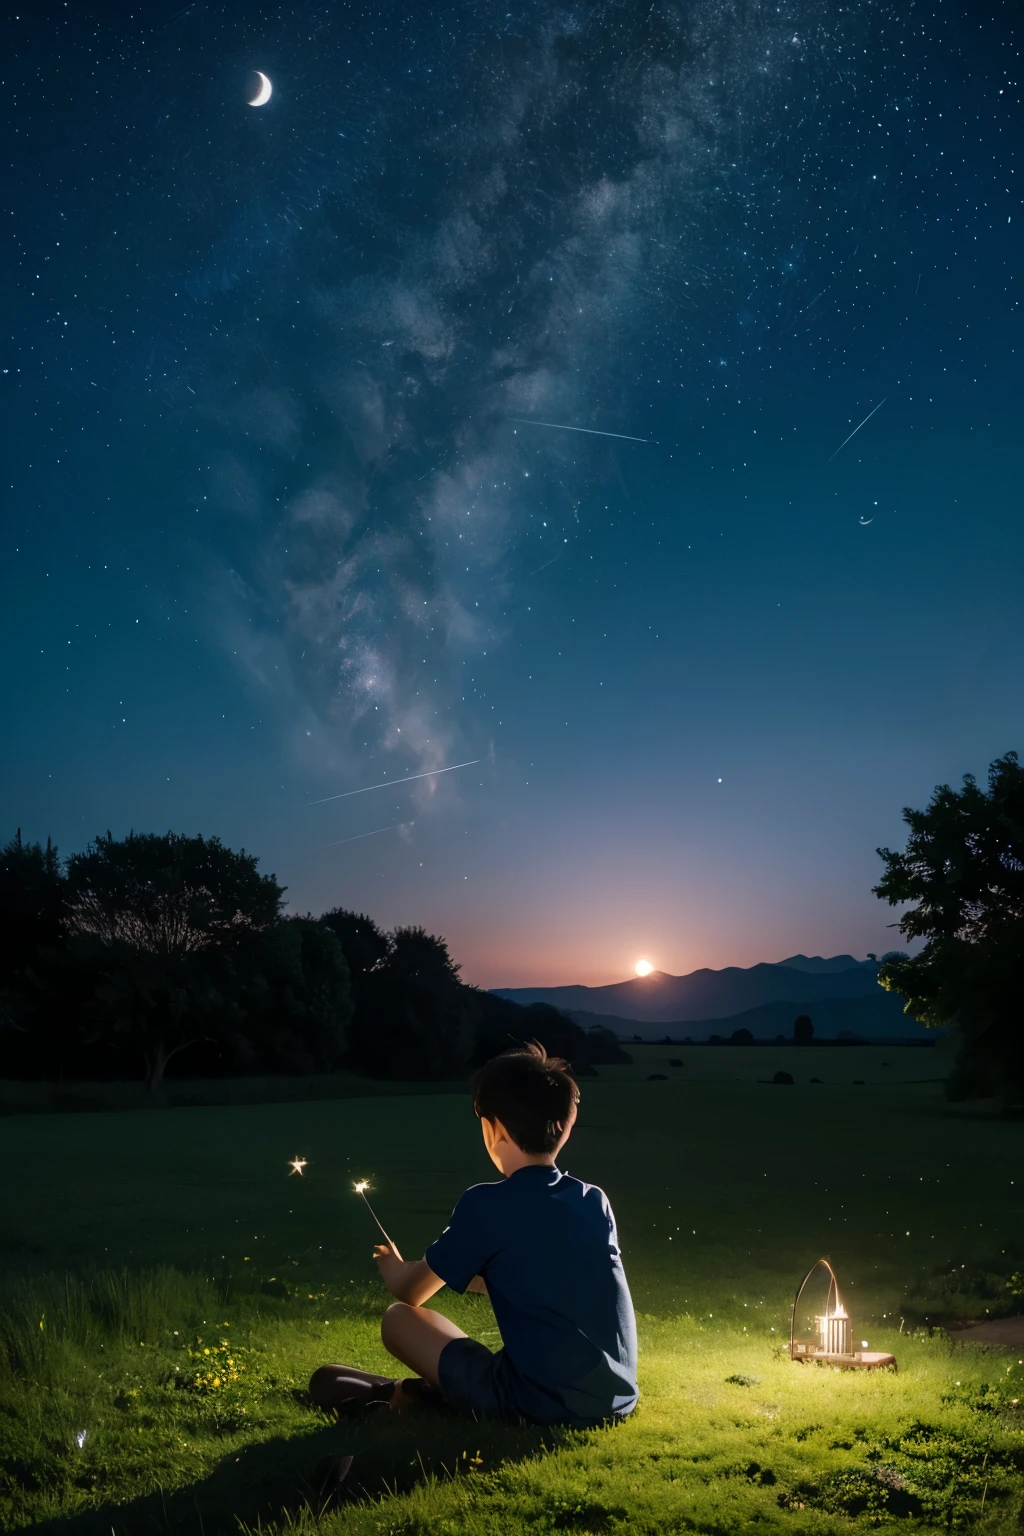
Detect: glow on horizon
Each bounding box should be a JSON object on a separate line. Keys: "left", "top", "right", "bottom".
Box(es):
{"left": 634, "top": 958, "right": 654, "bottom": 977}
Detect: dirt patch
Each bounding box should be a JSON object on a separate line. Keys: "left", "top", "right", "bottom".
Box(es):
{"left": 947, "top": 1316, "right": 1024, "bottom": 1349}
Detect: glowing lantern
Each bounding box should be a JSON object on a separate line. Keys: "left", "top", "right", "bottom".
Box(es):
{"left": 790, "top": 1258, "right": 896, "bottom": 1371}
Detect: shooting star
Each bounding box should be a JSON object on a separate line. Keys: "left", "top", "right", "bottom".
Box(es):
{"left": 509, "top": 418, "right": 655, "bottom": 445}
{"left": 828, "top": 397, "right": 887, "bottom": 461}
{"left": 527, "top": 554, "right": 562, "bottom": 578}
{"left": 304, "top": 759, "right": 481, "bottom": 807}
{"left": 325, "top": 823, "right": 407, "bottom": 848}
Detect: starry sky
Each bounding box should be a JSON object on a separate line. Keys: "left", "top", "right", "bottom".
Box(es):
{"left": 3, "top": 1, "right": 1021, "bottom": 987}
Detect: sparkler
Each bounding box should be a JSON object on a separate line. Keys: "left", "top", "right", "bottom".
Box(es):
{"left": 288, "top": 1157, "right": 308, "bottom": 1176}
{"left": 353, "top": 1178, "right": 394, "bottom": 1247}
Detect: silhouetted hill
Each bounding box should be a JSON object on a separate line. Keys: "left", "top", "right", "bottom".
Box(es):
{"left": 775, "top": 953, "right": 877, "bottom": 974}
{"left": 491, "top": 957, "right": 883, "bottom": 1024}
{"left": 571, "top": 990, "right": 932, "bottom": 1041}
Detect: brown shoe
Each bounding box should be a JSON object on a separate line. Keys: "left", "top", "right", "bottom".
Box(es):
{"left": 309, "top": 1364, "right": 396, "bottom": 1413}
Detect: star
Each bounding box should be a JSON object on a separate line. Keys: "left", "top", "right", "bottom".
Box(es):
{"left": 288, "top": 1157, "right": 308, "bottom": 1176}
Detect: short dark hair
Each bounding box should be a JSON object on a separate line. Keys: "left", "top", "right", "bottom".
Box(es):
{"left": 470, "top": 1041, "right": 580, "bottom": 1155}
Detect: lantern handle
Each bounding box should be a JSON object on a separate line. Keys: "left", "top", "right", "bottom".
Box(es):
{"left": 790, "top": 1257, "right": 842, "bottom": 1359}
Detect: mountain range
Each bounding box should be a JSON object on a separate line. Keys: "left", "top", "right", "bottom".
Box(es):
{"left": 492, "top": 955, "right": 922, "bottom": 1036}
{"left": 569, "top": 992, "right": 930, "bottom": 1042}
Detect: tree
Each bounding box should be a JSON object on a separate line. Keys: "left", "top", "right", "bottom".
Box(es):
{"left": 471, "top": 996, "right": 630, "bottom": 1074}
{"left": 874, "top": 751, "right": 1024, "bottom": 1102}
{"left": 231, "top": 917, "right": 352, "bottom": 1075}
{"left": 793, "top": 1014, "right": 814, "bottom": 1046}
{"left": 349, "top": 925, "right": 473, "bottom": 1080}
{"left": 0, "top": 831, "right": 68, "bottom": 1073}
{"left": 319, "top": 909, "right": 390, "bottom": 1018}
{"left": 64, "top": 832, "right": 285, "bottom": 1093}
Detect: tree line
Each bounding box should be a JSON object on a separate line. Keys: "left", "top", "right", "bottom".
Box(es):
{"left": 875, "top": 750, "right": 1024, "bottom": 1104}
{"left": 2, "top": 749, "right": 1021, "bottom": 1102}
{"left": 0, "top": 829, "right": 627, "bottom": 1094}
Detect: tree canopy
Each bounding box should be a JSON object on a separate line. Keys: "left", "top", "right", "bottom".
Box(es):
{"left": 874, "top": 750, "right": 1024, "bottom": 1101}
{"left": 0, "top": 828, "right": 623, "bottom": 1092}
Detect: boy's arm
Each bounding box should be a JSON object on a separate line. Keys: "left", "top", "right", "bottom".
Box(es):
{"left": 374, "top": 1244, "right": 446, "bottom": 1306}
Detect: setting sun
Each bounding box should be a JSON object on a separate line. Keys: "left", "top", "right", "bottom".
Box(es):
{"left": 634, "top": 959, "right": 654, "bottom": 977}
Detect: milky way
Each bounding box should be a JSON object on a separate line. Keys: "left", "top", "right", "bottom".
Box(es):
{"left": 6, "top": 0, "right": 1021, "bottom": 979}
{"left": 176, "top": 1, "right": 910, "bottom": 784}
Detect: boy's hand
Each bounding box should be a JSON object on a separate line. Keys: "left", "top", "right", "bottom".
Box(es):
{"left": 374, "top": 1242, "right": 404, "bottom": 1288}
{"left": 372, "top": 1245, "right": 446, "bottom": 1306}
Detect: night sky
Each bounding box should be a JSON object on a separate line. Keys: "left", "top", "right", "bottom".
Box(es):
{"left": 4, "top": 1, "right": 1021, "bottom": 987}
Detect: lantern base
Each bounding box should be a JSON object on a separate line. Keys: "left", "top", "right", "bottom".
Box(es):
{"left": 792, "top": 1348, "right": 897, "bottom": 1371}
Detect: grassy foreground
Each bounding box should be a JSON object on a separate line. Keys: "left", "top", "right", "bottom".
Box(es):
{"left": 1, "top": 1071, "right": 1022, "bottom": 1534}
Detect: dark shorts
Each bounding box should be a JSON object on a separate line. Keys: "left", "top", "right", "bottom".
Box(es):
{"left": 436, "top": 1338, "right": 632, "bottom": 1427}
{"left": 437, "top": 1337, "right": 521, "bottom": 1421}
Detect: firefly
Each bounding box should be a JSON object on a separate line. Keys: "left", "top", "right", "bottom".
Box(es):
{"left": 288, "top": 1157, "right": 308, "bottom": 1177}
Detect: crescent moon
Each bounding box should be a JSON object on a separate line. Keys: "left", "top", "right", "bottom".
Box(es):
{"left": 859, "top": 516, "right": 874, "bottom": 525}
{"left": 248, "top": 71, "right": 272, "bottom": 107}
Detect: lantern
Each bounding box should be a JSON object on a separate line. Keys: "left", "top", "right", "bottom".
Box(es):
{"left": 790, "top": 1258, "right": 896, "bottom": 1371}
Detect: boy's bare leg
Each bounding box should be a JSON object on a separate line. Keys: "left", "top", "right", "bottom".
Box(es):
{"left": 381, "top": 1302, "right": 467, "bottom": 1389}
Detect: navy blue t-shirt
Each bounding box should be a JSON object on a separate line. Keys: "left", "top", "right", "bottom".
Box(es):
{"left": 425, "top": 1164, "right": 638, "bottom": 1424}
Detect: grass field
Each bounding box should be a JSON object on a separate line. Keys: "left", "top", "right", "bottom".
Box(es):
{"left": 2, "top": 1066, "right": 1023, "bottom": 1535}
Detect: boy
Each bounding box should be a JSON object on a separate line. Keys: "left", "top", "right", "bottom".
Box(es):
{"left": 310, "top": 1043, "right": 638, "bottom": 1426}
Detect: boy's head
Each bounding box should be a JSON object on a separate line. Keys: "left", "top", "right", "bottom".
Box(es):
{"left": 471, "top": 1041, "right": 580, "bottom": 1164}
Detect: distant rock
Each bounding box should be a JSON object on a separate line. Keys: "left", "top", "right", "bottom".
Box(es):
{"left": 647, "top": 1073, "right": 668, "bottom": 1081}
{"left": 772, "top": 1070, "right": 795, "bottom": 1085}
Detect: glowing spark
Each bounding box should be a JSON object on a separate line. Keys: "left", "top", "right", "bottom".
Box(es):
{"left": 288, "top": 1157, "right": 308, "bottom": 1176}
{"left": 828, "top": 397, "right": 887, "bottom": 461}
{"left": 303, "top": 760, "right": 481, "bottom": 808}
{"left": 509, "top": 418, "right": 656, "bottom": 444}
{"left": 353, "top": 1178, "right": 394, "bottom": 1246}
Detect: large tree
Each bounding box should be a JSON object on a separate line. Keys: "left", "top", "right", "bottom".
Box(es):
{"left": 318, "top": 908, "right": 390, "bottom": 1016}
{"left": 0, "top": 831, "right": 68, "bottom": 1072}
{"left": 233, "top": 916, "right": 352, "bottom": 1076}
{"left": 64, "top": 832, "right": 285, "bottom": 1093}
{"left": 874, "top": 751, "right": 1024, "bottom": 1102}
{"left": 350, "top": 925, "right": 474, "bottom": 1080}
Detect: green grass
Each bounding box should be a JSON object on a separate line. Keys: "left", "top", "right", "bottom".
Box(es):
{"left": 1, "top": 1071, "right": 1023, "bottom": 1534}
{"left": 0, "top": 1073, "right": 463, "bottom": 1117}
